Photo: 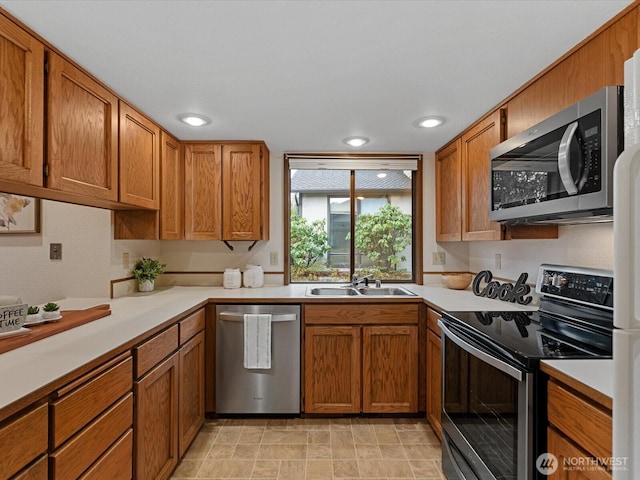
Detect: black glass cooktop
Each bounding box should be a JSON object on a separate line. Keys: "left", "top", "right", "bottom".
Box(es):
{"left": 441, "top": 309, "right": 612, "bottom": 370}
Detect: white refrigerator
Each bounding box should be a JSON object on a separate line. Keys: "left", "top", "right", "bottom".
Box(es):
{"left": 613, "top": 47, "right": 640, "bottom": 479}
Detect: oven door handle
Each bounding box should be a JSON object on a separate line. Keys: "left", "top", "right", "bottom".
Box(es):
{"left": 558, "top": 121, "right": 580, "bottom": 195}
{"left": 438, "top": 320, "right": 524, "bottom": 381}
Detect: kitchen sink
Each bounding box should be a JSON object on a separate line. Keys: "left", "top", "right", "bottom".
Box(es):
{"left": 356, "top": 286, "right": 417, "bottom": 296}
{"left": 305, "top": 286, "right": 416, "bottom": 297}
{"left": 306, "top": 287, "right": 360, "bottom": 296}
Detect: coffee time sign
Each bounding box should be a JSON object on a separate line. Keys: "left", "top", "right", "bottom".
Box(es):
{"left": 0, "top": 304, "right": 27, "bottom": 333}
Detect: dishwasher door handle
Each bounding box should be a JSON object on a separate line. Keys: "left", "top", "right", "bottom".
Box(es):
{"left": 218, "top": 312, "right": 298, "bottom": 322}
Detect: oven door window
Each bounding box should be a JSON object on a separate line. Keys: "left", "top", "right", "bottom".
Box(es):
{"left": 491, "top": 109, "right": 601, "bottom": 211}
{"left": 443, "top": 335, "right": 521, "bottom": 479}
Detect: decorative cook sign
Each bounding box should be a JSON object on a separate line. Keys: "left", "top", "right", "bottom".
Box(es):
{"left": 472, "top": 270, "right": 533, "bottom": 305}
{"left": 0, "top": 303, "right": 27, "bottom": 333}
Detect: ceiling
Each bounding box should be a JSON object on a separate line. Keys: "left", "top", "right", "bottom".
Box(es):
{"left": 0, "top": 0, "right": 633, "bottom": 153}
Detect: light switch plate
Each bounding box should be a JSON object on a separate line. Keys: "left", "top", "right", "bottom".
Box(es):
{"left": 270, "top": 251, "right": 278, "bottom": 266}
{"left": 432, "top": 251, "right": 445, "bottom": 265}
{"left": 50, "top": 243, "right": 62, "bottom": 260}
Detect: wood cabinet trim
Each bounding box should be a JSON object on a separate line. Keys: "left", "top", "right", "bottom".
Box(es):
{"left": 179, "top": 308, "right": 205, "bottom": 345}
{"left": 304, "top": 304, "right": 419, "bottom": 325}
{"left": 134, "top": 324, "right": 179, "bottom": 379}
{"left": 426, "top": 308, "right": 442, "bottom": 336}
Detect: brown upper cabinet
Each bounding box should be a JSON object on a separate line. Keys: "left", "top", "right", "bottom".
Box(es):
{"left": 436, "top": 109, "right": 558, "bottom": 242}
{"left": 184, "top": 143, "right": 222, "bottom": 240}
{"left": 507, "top": 6, "right": 638, "bottom": 137}
{"left": 47, "top": 52, "right": 119, "bottom": 201}
{"left": 184, "top": 142, "right": 270, "bottom": 241}
{"left": 119, "top": 101, "right": 160, "bottom": 209}
{"left": 160, "top": 131, "right": 184, "bottom": 240}
{"left": 0, "top": 15, "right": 44, "bottom": 186}
{"left": 436, "top": 109, "right": 503, "bottom": 242}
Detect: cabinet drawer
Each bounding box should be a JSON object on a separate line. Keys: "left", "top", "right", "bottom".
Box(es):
{"left": 426, "top": 308, "right": 441, "bottom": 335}
{"left": 78, "top": 429, "right": 133, "bottom": 480}
{"left": 52, "top": 355, "right": 132, "bottom": 448}
{"left": 0, "top": 403, "right": 48, "bottom": 479}
{"left": 51, "top": 393, "right": 133, "bottom": 480}
{"left": 305, "top": 304, "right": 419, "bottom": 325}
{"left": 547, "top": 380, "right": 612, "bottom": 459}
{"left": 179, "top": 308, "right": 205, "bottom": 345}
{"left": 135, "top": 324, "right": 179, "bottom": 378}
{"left": 13, "top": 455, "right": 48, "bottom": 480}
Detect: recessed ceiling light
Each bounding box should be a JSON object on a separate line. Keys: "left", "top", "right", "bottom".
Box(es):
{"left": 377, "top": 173, "right": 387, "bottom": 178}
{"left": 343, "top": 136, "right": 370, "bottom": 147}
{"left": 415, "top": 116, "right": 446, "bottom": 128}
{"left": 178, "top": 113, "right": 211, "bottom": 127}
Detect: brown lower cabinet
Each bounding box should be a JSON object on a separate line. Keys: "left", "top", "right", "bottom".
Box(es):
{"left": 303, "top": 303, "right": 419, "bottom": 414}
{"left": 135, "top": 353, "right": 179, "bottom": 480}
{"left": 425, "top": 308, "right": 442, "bottom": 440}
{"left": 0, "top": 403, "right": 48, "bottom": 479}
{"left": 542, "top": 364, "right": 613, "bottom": 479}
{"left": 134, "top": 308, "right": 205, "bottom": 480}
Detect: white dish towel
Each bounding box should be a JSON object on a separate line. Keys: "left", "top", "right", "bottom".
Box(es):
{"left": 243, "top": 313, "right": 272, "bottom": 369}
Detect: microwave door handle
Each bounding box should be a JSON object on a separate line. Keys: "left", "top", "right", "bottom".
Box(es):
{"left": 558, "top": 121, "right": 579, "bottom": 195}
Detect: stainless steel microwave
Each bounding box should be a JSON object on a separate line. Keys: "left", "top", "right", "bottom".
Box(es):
{"left": 489, "top": 86, "right": 623, "bottom": 224}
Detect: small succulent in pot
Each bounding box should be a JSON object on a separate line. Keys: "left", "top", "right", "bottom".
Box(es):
{"left": 26, "top": 305, "right": 42, "bottom": 323}
{"left": 132, "top": 257, "right": 166, "bottom": 292}
{"left": 42, "top": 302, "right": 60, "bottom": 319}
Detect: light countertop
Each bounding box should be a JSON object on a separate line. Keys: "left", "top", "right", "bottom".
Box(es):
{"left": 0, "top": 283, "right": 560, "bottom": 414}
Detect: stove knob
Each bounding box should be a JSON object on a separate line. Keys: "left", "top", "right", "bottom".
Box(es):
{"left": 552, "top": 275, "right": 567, "bottom": 287}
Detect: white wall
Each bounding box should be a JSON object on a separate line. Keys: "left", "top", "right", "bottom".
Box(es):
{"left": 468, "top": 222, "right": 614, "bottom": 282}
{"left": 0, "top": 200, "right": 112, "bottom": 304}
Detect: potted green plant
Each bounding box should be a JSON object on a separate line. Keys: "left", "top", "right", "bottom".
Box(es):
{"left": 26, "top": 305, "right": 42, "bottom": 323}
{"left": 42, "top": 302, "right": 60, "bottom": 320}
{"left": 132, "top": 257, "right": 166, "bottom": 292}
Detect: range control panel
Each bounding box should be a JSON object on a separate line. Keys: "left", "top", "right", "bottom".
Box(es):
{"left": 537, "top": 264, "right": 613, "bottom": 308}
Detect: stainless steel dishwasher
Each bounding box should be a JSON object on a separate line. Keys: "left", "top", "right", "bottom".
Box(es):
{"left": 215, "top": 304, "right": 301, "bottom": 414}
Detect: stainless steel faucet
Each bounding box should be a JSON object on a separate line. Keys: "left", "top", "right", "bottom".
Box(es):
{"left": 352, "top": 274, "right": 373, "bottom": 288}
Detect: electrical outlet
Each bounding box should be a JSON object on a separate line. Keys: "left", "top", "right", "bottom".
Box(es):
{"left": 495, "top": 253, "right": 502, "bottom": 270}
{"left": 432, "top": 251, "right": 445, "bottom": 265}
{"left": 50, "top": 243, "right": 62, "bottom": 260}
{"left": 123, "top": 252, "right": 130, "bottom": 269}
{"left": 270, "top": 251, "right": 278, "bottom": 266}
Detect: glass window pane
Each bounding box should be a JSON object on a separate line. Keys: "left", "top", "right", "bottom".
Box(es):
{"left": 354, "top": 170, "right": 413, "bottom": 281}
{"left": 289, "top": 169, "right": 351, "bottom": 282}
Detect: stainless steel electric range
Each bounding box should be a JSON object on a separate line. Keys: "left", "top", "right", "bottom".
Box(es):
{"left": 439, "top": 264, "right": 613, "bottom": 480}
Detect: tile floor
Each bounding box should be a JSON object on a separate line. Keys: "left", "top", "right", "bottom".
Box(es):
{"left": 171, "top": 417, "right": 444, "bottom": 479}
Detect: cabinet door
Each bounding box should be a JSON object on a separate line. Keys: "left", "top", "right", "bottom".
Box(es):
{"left": 426, "top": 329, "right": 442, "bottom": 440}
{"left": 184, "top": 143, "right": 222, "bottom": 240}
{"left": 304, "top": 326, "right": 361, "bottom": 413}
{"left": 160, "top": 131, "right": 184, "bottom": 239}
{"left": 547, "top": 427, "right": 611, "bottom": 480}
{"left": 461, "top": 110, "right": 503, "bottom": 241}
{"left": 119, "top": 101, "right": 160, "bottom": 209}
{"left": 178, "top": 331, "right": 205, "bottom": 458}
{"left": 435, "top": 138, "right": 462, "bottom": 241}
{"left": 47, "top": 52, "right": 118, "bottom": 200}
{"left": 221, "top": 143, "right": 264, "bottom": 240}
{"left": 135, "top": 353, "right": 179, "bottom": 480}
{"left": 362, "top": 325, "right": 418, "bottom": 413}
{"left": 0, "top": 16, "right": 44, "bottom": 185}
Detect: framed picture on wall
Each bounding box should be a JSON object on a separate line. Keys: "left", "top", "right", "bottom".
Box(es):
{"left": 0, "top": 193, "right": 40, "bottom": 234}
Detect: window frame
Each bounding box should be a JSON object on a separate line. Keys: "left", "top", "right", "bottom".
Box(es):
{"left": 284, "top": 153, "right": 423, "bottom": 285}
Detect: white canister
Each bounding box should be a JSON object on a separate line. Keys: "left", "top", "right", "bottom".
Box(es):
{"left": 223, "top": 268, "right": 241, "bottom": 289}
{"left": 243, "top": 264, "right": 264, "bottom": 288}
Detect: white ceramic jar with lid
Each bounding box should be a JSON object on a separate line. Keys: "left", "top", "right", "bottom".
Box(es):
{"left": 243, "top": 264, "right": 264, "bottom": 288}
{"left": 223, "top": 268, "right": 241, "bottom": 289}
